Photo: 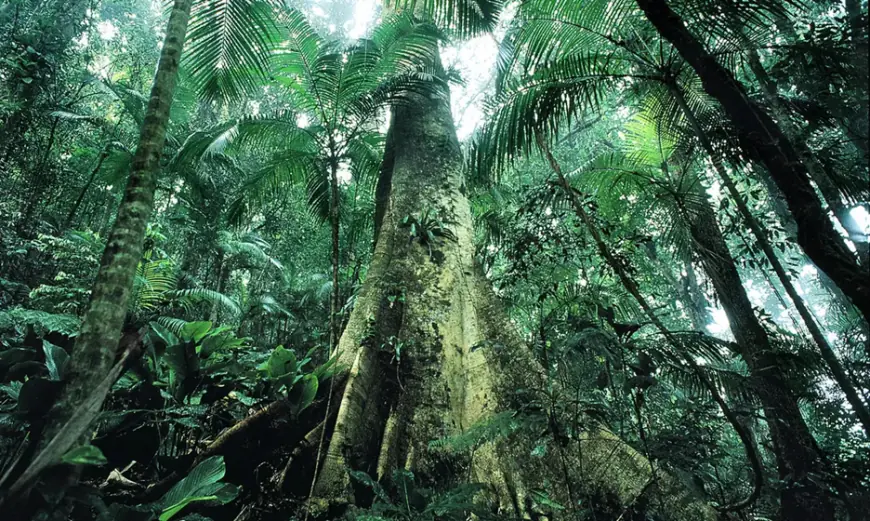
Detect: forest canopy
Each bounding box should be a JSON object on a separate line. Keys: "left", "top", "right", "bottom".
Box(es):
{"left": 0, "top": 1, "right": 867, "bottom": 520}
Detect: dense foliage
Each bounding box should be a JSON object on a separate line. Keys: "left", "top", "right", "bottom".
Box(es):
{"left": 0, "top": 1, "right": 867, "bottom": 520}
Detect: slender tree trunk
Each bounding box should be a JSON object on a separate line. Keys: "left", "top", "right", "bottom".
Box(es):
{"left": 537, "top": 133, "right": 763, "bottom": 513}
{"left": 16, "top": 116, "right": 59, "bottom": 232}
{"left": 676, "top": 184, "right": 834, "bottom": 519}
{"left": 682, "top": 261, "right": 712, "bottom": 329}
{"left": 635, "top": 0, "right": 870, "bottom": 323}
{"left": 642, "top": 241, "right": 708, "bottom": 331}
{"left": 329, "top": 157, "right": 341, "bottom": 351}
{"left": 750, "top": 163, "right": 856, "bottom": 314}
{"left": 21, "top": 0, "right": 193, "bottom": 495}
{"left": 65, "top": 144, "right": 112, "bottom": 228}
{"left": 670, "top": 82, "right": 870, "bottom": 437}
{"left": 305, "top": 51, "right": 715, "bottom": 520}
{"left": 209, "top": 250, "right": 227, "bottom": 323}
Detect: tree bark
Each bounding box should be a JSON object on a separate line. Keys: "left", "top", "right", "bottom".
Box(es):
{"left": 635, "top": 0, "right": 870, "bottom": 324}
{"left": 682, "top": 260, "right": 711, "bottom": 330}
{"left": 306, "top": 51, "right": 715, "bottom": 520}
{"left": 37, "top": 0, "right": 193, "bottom": 471}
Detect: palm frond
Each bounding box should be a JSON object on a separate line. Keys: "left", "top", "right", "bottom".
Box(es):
{"left": 185, "top": 0, "right": 281, "bottom": 102}
{"left": 473, "top": 51, "right": 620, "bottom": 179}
{"left": 385, "top": 0, "right": 503, "bottom": 38}
{"left": 131, "top": 259, "right": 179, "bottom": 312}
{"left": 170, "top": 288, "right": 241, "bottom": 316}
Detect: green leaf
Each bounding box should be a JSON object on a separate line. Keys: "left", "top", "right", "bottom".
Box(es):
{"left": 292, "top": 374, "right": 318, "bottom": 412}
{"left": 160, "top": 496, "right": 213, "bottom": 521}
{"left": 265, "top": 345, "right": 297, "bottom": 381}
{"left": 158, "top": 481, "right": 239, "bottom": 521}
{"left": 150, "top": 321, "right": 180, "bottom": 348}
{"left": 158, "top": 456, "right": 237, "bottom": 518}
{"left": 531, "top": 489, "right": 565, "bottom": 511}
{"left": 185, "top": 0, "right": 280, "bottom": 102}
{"left": 0, "top": 381, "right": 22, "bottom": 400}
{"left": 180, "top": 321, "right": 213, "bottom": 343}
{"left": 312, "top": 353, "right": 339, "bottom": 381}
{"left": 61, "top": 444, "right": 108, "bottom": 466}
{"left": 43, "top": 341, "right": 69, "bottom": 381}
{"left": 349, "top": 470, "right": 390, "bottom": 502}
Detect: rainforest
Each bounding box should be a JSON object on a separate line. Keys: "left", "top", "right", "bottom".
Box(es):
{"left": 0, "top": 0, "right": 868, "bottom": 520}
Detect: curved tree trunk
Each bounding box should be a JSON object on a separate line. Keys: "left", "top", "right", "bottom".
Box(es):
{"left": 669, "top": 82, "right": 870, "bottom": 437}
{"left": 677, "top": 187, "right": 834, "bottom": 520}
{"left": 306, "top": 55, "right": 715, "bottom": 521}
{"left": 635, "top": 0, "right": 870, "bottom": 324}
{"left": 13, "top": 0, "right": 194, "bottom": 498}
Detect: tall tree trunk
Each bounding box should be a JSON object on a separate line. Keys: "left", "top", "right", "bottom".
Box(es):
{"left": 537, "top": 133, "right": 763, "bottom": 513}
{"left": 12, "top": 0, "right": 193, "bottom": 499}
{"left": 670, "top": 82, "right": 870, "bottom": 437}
{"left": 682, "top": 260, "right": 712, "bottom": 330}
{"left": 635, "top": 0, "right": 870, "bottom": 323}
{"left": 329, "top": 157, "right": 341, "bottom": 351}
{"left": 675, "top": 185, "right": 834, "bottom": 520}
{"left": 749, "top": 162, "right": 856, "bottom": 314}
{"left": 305, "top": 54, "right": 715, "bottom": 520}
{"left": 641, "top": 240, "right": 709, "bottom": 331}
{"left": 209, "top": 250, "right": 228, "bottom": 323}
{"left": 16, "top": 115, "right": 59, "bottom": 233}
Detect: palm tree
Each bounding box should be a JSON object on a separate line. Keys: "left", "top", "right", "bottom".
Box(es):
{"left": 535, "top": 132, "right": 764, "bottom": 512}
{"left": 531, "top": 117, "right": 835, "bottom": 517}
{"left": 231, "top": 9, "right": 440, "bottom": 351}
{"left": 4, "top": 0, "right": 279, "bottom": 506}
{"left": 666, "top": 82, "right": 870, "bottom": 437}
{"left": 174, "top": 8, "right": 443, "bottom": 355}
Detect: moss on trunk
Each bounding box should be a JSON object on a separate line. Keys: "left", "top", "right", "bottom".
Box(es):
{"left": 38, "top": 0, "right": 193, "bottom": 462}
{"left": 307, "top": 53, "right": 715, "bottom": 520}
